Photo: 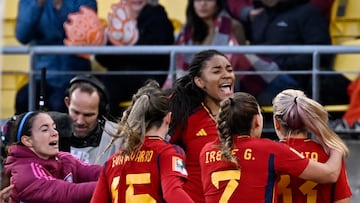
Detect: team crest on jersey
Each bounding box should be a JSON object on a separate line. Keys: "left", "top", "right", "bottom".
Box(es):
{"left": 172, "top": 157, "right": 188, "bottom": 175}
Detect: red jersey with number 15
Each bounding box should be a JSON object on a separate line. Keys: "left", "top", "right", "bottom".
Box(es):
{"left": 90, "top": 136, "right": 192, "bottom": 203}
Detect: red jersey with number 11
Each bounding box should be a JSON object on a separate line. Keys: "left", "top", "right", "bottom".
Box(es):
{"left": 277, "top": 138, "right": 352, "bottom": 203}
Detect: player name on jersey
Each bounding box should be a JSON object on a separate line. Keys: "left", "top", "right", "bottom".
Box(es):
{"left": 299, "top": 151, "right": 319, "bottom": 161}
{"left": 111, "top": 150, "right": 154, "bottom": 167}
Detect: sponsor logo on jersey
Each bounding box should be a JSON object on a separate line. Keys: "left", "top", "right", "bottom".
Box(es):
{"left": 196, "top": 128, "right": 207, "bottom": 136}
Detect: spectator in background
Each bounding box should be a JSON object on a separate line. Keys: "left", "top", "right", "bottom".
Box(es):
{"left": 62, "top": 75, "right": 121, "bottom": 165}
{"left": 273, "top": 89, "right": 352, "bottom": 203}
{"left": 169, "top": 0, "right": 261, "bottom": 96}
{"left": 4, "top": 111, "right": 101, "bottom": 203}
{"left": 226, "top": 0, "right": 334, "bottom": 40}
{"left": 331, "top": 76, "right": 360, "bottom": 132}
{"left": 170, "top": 0, "right": 298, "bottom": 101}
{"left": 175, "top": 0, "right": 246, "bottom": 70}
{"left": 90, "top": 80, "right": 194, "bottom": 203}
{"left": 308, "top": 0, "right": 334, "bottom": 23}
{"left": 248, "top": 0, "right": 349, "bottom": 106}
{"left": 95, "top": 0, "right": 174, "bottom": 118}
{"left": 15, "top": 0, "right": 97, "bottom": 114}
{"left": 342, "top": 76, "right": 360, "bottom": 130}
{"left": 169, "top": 49, "right": 235, "bottom": 203}
{"left": 225, "top": 0, "right": 260, "bottom": 40}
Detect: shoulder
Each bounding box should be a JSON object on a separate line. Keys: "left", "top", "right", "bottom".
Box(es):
{"left": 292, "top": 3, "right": 323, "bottom": 16}
{"left": 231, "top": 18, "right": 243, "bottom": 29}
{"left": 58, "top": 151, "right": 80, "bottom": 161}
{"left": 103, "top": 151, "right": 121, "bottom": 165}
{"left": 167, "top": 143, "right": 186, "bottom": 157}
{"left": 145, "top": 139, "right": 186, "bottom": 160}
{"left": 192, "top": 105, "right": 209, "bottom": 116}
{"left": 157, "top": 140, "right": 186, "bottom": 156}
{"left": 103, "top": 120, "right": 118, "bottom": 136}
{"left": 201, "top": 139, "right": 220, "bottom": 153}
{"left": 230, "top": 18, "right": 246, "bottom": 43}
{"left": 150, "top": 141, "right": 188, "bottom": 176}
{"left": 57, "top": 151, "right": 97, "bottom": 166}
{"left": 252, "top": 138, "right": 288, "bottom": 149}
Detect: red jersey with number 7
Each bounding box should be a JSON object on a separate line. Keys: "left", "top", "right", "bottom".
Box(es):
{"left": 200, "top": 136, "right": 309, "bottom": 203}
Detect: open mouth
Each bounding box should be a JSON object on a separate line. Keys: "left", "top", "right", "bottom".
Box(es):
{"left": 49, "top": 140, "right": 58, "bottom": 146}
{"left": 220, "top": 83, "right": 232, "bottom": 95}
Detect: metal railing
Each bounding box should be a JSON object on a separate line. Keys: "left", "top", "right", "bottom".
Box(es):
{"left": 2, "top": 45, "right": 360, "bottom": 111}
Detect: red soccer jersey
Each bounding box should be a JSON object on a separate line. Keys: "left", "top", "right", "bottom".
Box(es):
{"left": 170, "top": 103, "right": 218, "bottom": 203}
{"left": 200, "top": 136, "right": 310, "bottom": 203}
{"left": 90, "top": 136, "right": 192, "bottom": 203}
{"left": 277, "top": 138, "right": 352, "bottom": 203}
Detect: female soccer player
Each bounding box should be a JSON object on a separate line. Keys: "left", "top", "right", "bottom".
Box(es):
{"left": 4, "top": 111, "right": 100, "bottom": 202}
{"left": 169, "top": 49, "right": 235, "bottom": 203}
{"left": 90, "top": 80, "right": 194, "bottom": 203}
{"left": 199, "top": 92, "right": 345, "bottom": 203}
{"left": 273, "top": 89, "right": 351, "bottom": 203}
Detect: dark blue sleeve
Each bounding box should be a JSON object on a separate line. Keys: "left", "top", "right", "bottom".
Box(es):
{"left": 15, "top": 0, "right": 44, "bottom": 44}
{"left": 78, "top": 0, "right": 97, "bottom": 12}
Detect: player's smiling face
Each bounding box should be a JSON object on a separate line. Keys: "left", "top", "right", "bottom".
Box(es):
{"left": 194, "top": 54, "right": 235, "bottom": 102}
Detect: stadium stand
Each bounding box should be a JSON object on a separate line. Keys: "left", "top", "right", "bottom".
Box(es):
{"left": 0, "top": 0, "right": 185, "bottom": 118}
{"left": 1, "top": 2, "right": 360, "bottom": 202}
{"left": 330, "top": 0, "right": 360, "bottom": 45}
{"left": 1, "top": 0, "right": 29, "bottom": 118}
{"left": 0, "top": 0, "right": 357, "bottom": 123}
{"left": 333, "top": 38, "right": 360, "bottom": 81}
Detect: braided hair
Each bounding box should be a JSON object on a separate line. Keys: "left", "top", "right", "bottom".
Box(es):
{"left": 217, "top": 92, "right": 260, "bottom": 165}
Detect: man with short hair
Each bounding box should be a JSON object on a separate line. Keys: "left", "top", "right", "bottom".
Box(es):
{"left": 61, "top": 75, "right": 120, "bottom": 165}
